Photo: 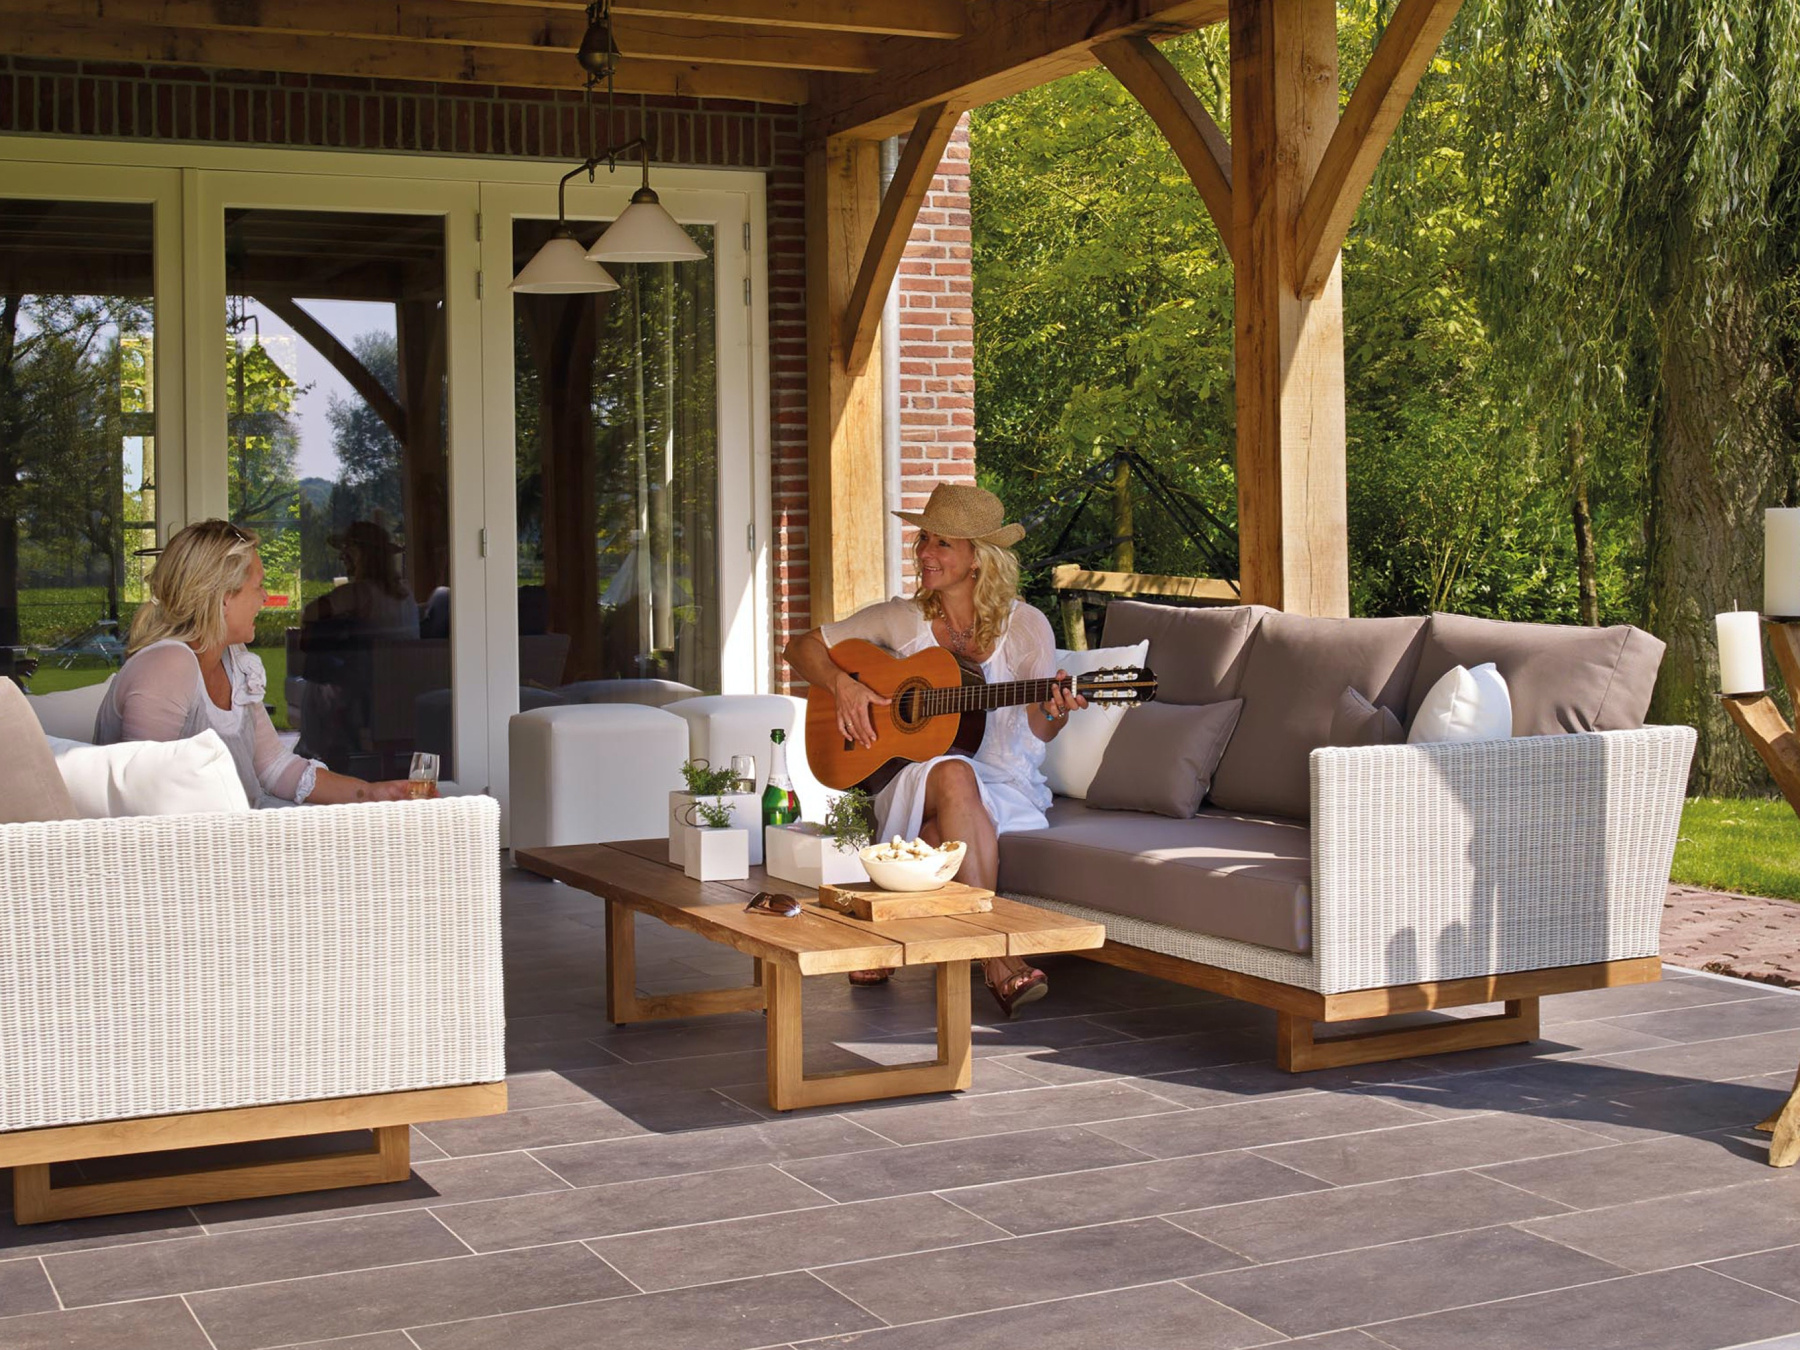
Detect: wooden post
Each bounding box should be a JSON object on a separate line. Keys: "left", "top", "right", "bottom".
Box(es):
{"left": 1229, "top": 0, "right": 1349, "bottom": 616}
{"left": 806, "top": 136, "right": 888, "bottom": 626}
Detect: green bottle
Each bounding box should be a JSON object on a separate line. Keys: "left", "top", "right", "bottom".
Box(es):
{"left": 761, "top": 728, "right": 800, "bottom": 827}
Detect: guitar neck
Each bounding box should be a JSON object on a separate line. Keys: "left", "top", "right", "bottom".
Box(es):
{"left": 917, "top": 676, "right": 1069, "bottom": 717}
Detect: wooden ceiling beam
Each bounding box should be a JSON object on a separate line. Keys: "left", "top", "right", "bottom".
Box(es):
{"left": 451, "top": 0, "right": 966, "bottom": 39}
{"left": 2, "top": 17, "right": 810, "bottom": 101}
{"left": 1094, "top": 36, "right": 1232, "bottom": 257}
{"left": 8, "top": 1, "right": 879, "bottom": 73}
{"left": 806, "top": 0, "right": 1226, "bottom": 140}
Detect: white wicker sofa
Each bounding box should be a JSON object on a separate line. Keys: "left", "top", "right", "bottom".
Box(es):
{"left": 1000, "top": 603, "right": 1697, "bottom": 1071}
{"left": 0, "top": 680, "right": 506, "bottom": 1224}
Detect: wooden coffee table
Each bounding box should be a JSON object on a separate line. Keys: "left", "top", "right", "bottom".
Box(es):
{"left": 514, "top": 839, "right": 1104, "bottom": 1111}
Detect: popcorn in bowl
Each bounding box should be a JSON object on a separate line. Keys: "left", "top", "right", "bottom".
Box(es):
{"left": 858, "top": 836, "right": 967, "bottom": 892}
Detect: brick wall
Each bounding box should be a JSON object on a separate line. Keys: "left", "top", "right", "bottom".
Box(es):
{"left": 0, "top": 57, "right": 972, "bottom": 684}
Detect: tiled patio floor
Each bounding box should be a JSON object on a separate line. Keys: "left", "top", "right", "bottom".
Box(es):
{"left": 9, "top": 868, "right": 1800, "bottom": 1349}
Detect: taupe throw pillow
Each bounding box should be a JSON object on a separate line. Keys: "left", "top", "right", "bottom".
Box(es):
{"left": 1086, "top": 699, "right": 1244, "bottom": 819}
{"left": 1329, "top": 686, "right": 1404, "bottom": 747}
{"left": 0, "top": 678, "right": 76, "bottom": 823}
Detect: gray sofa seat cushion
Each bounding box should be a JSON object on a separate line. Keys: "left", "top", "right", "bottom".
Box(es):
{"left": 1100, "top": 601, "right": 1268, "bottom": 704}
{"left": 1209, "top": 613, "right": 1427, "bottom": 820}
{"left": 998, "top": 798, "right": 1313, "bottom": 954}
{"left": 1406, "top": 612, "right": 1666, "bottom": 735}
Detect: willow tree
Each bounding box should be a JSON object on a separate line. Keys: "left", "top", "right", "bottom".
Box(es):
{"left": 1453, "top": 0, "right": 1800, "bottom": 792}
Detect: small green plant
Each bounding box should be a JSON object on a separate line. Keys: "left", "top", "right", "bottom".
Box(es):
{"left": 680, "top": 758, "right": 738, "bottom": 796}
{"left": 695, "top": 797, "right": 736, "bottom": 830}
{"left": 823, "top": 788, "right": 877, "bottom": 853}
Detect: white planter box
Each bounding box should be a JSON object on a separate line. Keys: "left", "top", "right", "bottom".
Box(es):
{"left": 669, "top": 791, "right": 761, "bottom": 865}
{"left": 683, "top": 825, "right": 750, "bottom": 882}
{"left": 764, "top": 822, "right": 868, "bottom": 890}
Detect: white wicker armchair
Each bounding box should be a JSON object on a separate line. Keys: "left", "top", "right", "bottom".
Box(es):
{"left": 0, "top": 796, "right": 507, "bottom": 1223}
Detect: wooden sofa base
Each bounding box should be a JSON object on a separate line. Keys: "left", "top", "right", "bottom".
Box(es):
{"left": 1, "top": 1082, "right": 506, "bottom": 1225}
{"left": 1078, "top": 943, "right": 1660, "bottom": 1073}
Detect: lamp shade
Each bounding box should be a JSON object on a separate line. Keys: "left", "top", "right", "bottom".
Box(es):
{"left": 586, "top": 188, "right": 705, "bottom": 263}
{"left": 510, "top": 232, "right": 620, "bottom": 293}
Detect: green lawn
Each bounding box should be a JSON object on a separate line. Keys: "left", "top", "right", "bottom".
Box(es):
{"left": 1673, "top": 797, "right": 1800, "bottom": 902}
{"left": 26, "top": 647, "right": 292, "bottom": 729}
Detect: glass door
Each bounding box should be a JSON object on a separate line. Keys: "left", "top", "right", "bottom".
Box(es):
{"left": 193, "top": 173, "right": 487, "bottom": 787}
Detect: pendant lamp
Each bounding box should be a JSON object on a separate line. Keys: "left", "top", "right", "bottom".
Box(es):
{"left": 586, "top": 143, "right": 705, "bottom": 264}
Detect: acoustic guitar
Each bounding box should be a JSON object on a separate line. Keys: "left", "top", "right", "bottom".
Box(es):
{"left": 806, "top": 638, "right": 1158, "bottom": 792}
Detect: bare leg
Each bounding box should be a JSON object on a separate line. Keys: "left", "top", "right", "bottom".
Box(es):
{"left": 919, "top": 762, "right": 1034, "bottom": 995}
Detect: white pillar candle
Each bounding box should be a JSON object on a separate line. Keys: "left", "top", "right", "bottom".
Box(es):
{"left": 1769, "top": 508, "right": 1800, "bottom": 618}
{"left": 1716, "top": 611, "right": 1765, "bottom": 695}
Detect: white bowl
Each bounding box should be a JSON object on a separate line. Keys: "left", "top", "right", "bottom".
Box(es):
{"left": 857, "top": 840, "right": 967, "bottom": 892}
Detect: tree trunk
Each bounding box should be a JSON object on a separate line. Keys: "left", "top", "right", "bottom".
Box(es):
{"left": 1569, "top": 423, "right": 1599, "bottom": 627}
{"left": 1647, "top": 257, "right": 1789, "bottom": 795}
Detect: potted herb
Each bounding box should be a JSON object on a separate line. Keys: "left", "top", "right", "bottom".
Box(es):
{"left": 765, "top": 788, "right": 872, "bottom": 889}
{"left": 682, "top": 797, "right": 750, "bottom": 882}
{"left": 669, "top": 758, "right": 763, "bottom": 866}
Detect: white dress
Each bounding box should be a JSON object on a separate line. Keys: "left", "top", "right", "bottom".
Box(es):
{"left": 820, "top": 598, "right": 1056, "bottom": 841}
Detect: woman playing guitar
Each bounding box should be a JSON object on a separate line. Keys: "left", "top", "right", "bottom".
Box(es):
{"left": 783, "top": 484, "right": 1087, "bottom": 1017}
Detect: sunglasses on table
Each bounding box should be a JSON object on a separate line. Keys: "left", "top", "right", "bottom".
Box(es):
{"left": 744, "top": 891, "right": 803, "bottom": 917}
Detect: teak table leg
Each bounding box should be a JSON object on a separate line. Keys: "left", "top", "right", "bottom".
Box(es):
{"left": 605, "top": 897, "right": 764, "bottom": 1026}
{"left": 764, "top": 960, "right": 973, "bottom": 1112}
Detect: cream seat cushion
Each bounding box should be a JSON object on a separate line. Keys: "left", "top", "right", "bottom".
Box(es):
{"left": 46, "top": 729, "right": 252, "bottom": 819}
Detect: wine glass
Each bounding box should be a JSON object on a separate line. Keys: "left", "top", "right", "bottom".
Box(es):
{"left": 729, "top": 754, "right": 757, "bottom": 795}
{"left": 408, "top": 751, "right": 440, "bottom": 800}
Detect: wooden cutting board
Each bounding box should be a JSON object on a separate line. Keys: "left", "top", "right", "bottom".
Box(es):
{"left": 815, "top": 880, "right": 995, "bottom": 922}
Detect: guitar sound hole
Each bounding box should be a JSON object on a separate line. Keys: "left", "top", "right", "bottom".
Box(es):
{"left": 893, "top": 679, "right": 931, "bottom": 732}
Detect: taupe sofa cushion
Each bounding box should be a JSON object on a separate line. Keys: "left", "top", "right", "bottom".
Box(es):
{"left": 1209, "top": 613, "right": 1427, "bottom": 820}
{"left": 1100, "top": 601, "right": 1267, "bottom": 705}
{"left": 999, "top": 798, "right": 1313, "bottom": 953}
{"left": 0, "top": 678, "right": 75, "bottom": 823}
{"left": 1406, "top": 612, "right": 1665, "bottom": 735}
{"left": 1087, "top": 698, "right": 1243, "bottom": 818}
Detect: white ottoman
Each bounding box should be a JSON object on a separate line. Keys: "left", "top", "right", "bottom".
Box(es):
{"left": 558, "top": 678, "right": 701, "bottom": 708}
{"left": 666, "top": 694, "right": 836, "bottom": 825}
{"left": 509, "top": 703, "right": 689, "bottom": 857}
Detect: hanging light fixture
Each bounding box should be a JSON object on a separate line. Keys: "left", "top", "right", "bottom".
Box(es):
{"left": 510, "top": 0, "right": 700, "bottom": 291}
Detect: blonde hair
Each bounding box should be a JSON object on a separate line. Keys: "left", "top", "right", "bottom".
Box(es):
{"left": 914, "top": 536, "right": 1021, "bottom": 653}
{"left": 128, "top": 519, "right": 261, "bottom": 656}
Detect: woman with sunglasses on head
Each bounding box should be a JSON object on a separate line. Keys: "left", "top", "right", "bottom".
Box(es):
{"left": 93, "top": 519, "right": 421, "bottom": 808}
{"left": 783, "top": 484, "right": 1085, "bottom": 1018}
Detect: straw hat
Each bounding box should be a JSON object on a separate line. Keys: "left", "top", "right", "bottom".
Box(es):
{"left": 894, "top": 483, "right": 1025, "bottom": 548}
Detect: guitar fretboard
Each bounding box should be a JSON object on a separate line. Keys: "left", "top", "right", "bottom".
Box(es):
{"left": 900, "top": 677, "right": 1070, "bottom": 719}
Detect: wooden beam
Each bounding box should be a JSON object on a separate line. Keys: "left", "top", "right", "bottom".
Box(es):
{"left": 1230, "top": 0, "right": 1348, "bottom": 615}
{"left": 3, "top": 2, "right": 880, "bottom": 73}
{"left": 613, "top": 0, "right": 965, "bottom": 39}
{"left": 1294, "top": 0, "right": 1466, "bottom": 297}
{"left": 1093, "top": 36, "right": 1233, "bottom": 257}
{"left": 1049, "top": 565, "right": 1239, "bottom": 604}
{"left": 4, "top": 17, "right": 810, "bottom": 100}
{"left": 806, "top": 136, "right": 887, "bottom": 625}
{"left": 259, "top": 296, "right": 408, "bottom": 445}
{"left": 840, "top": 101, "right": 962, "bottom": 371}
{"left": 806, "top": 0, "right": 1226, "bottom": 141}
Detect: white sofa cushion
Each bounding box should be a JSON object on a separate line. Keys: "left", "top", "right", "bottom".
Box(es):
{"left": 45, "top": 729, "right": 252, "bottom": 819}
{"left": 1407, "top": 662, "right": 1513, "bottom": 744}
{"left": 1042, "top": 641, "right": 1150, "bottom": 800}
{"left": 27, "top": 674, "right": 114, "bottom": 743}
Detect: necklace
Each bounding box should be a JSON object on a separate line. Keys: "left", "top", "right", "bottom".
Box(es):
{"left": 940, "top": 613, "right": 976, "bottom": 655}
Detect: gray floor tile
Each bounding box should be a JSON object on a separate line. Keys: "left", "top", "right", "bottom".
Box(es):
{"left": 1708, "top": 1243, "right": 1800, "bottom": 1301}
{"left": 0, "top": 1207, "right": 201, "bottom": 1260}
{"left": 1523, "top": 1179, "right": 1800, "bottom": 1271}
{"left": 589, "top": 1192, "right": 1005, "bottom": 1291}
{"left": 532, "top": 1114, "right": 893, "bottom": 1188}
{"left": 1374, "top": 1265, "right": 1800, "bottom": 1350}
{"left": 1600, "top": 1030, "right": 1800, "bottom": 1083}
{"left": 45, "top": 1210, "right": 467, "bottom": 1308}
{"left": 839, "top": 1080, "right": 1183, "bottom": 1146}
{"left": 191, "top": 1151, "right": 573, "bottom": 1232}
{"left": 0, "top": 1298, "right": 213, "bottom": 1350}
{"left": 1253, "top": 1110, "right": 1611, "bottom": 1185}
{"left": 433, "top": 1162, "right": 831, "bottom": 1251}
{"left": 1479, "top": 1130, "right": 1786, "bottom": 1208}
{"left": 268, "top": 1335, "right": 416, "bottom": 1349}
{"left": 992, "top": 1029, "right": 1268, "bottom": 1085}
{"left": 814, "top": 1217, "right": 1242, "bottom": 1322}
{"left": 1530, "top": 1077, "right": 1788, "bottom": 1143}
{"left": 407, "top": 1271, "right": 880, "bottom": 1350}
{"left": 187, "top": 1243, "right": 628, "bottom": 1350}
{"left": 1542, "top": 975, "right": 1777, "bottom": 1025}
{"left": 1171, "top": 1169, "right": 1570, "bottom": 1263}
{"left": 799, "top": 1280, "right": 1277, "bottom": 1349}
{"left": 948, "top": 1150, "right": 1327, "bottom": 1234}
{"left": 1085, "top": 1088, "right": 1436, "bottom": 1159}
{"left": 1270, "top": 1334, "right": 1403, "bottom": 1350}
{"left": 417, "top": 1092, "right": 757, "bottom": 1155}
{"left": 1189, "top": 1225, "right": 1623, "bottom": 1338}
{"left": 0, "top": 1260, "right": 55, "bottom": 1319}
{"left": 1607, "top": 995, "right": 1800, "bottom": 1045}
{"left": 502, "top": 1038, "right": 628, "bottom": 1073}
{"left": 779, "top": 1124, "right": 1150, "bottom": 1202}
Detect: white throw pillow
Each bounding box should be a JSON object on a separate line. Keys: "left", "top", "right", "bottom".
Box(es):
{"left": 47, "top": 729, "right": 252, "bottom": 819}
{"left": 1041, "top": 640, "right": 1151, "bottom": 799}
{"left": 26, "top": 674, "right": 114, "bottom": 743}
{"left": 1407, "top": 662, "right": 1513, "bottom": 744}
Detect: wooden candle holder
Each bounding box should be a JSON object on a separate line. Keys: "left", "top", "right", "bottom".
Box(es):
{"left": 1723, "top": 621, "right": 1800, "bottom": 1164}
